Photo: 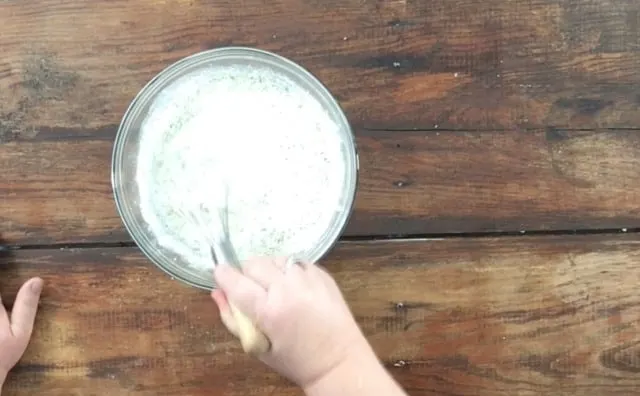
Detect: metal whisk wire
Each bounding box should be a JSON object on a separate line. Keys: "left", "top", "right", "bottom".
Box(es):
{"left": 207, "top": 186, "right": 241, "bottom": 269}
{"left": 176, "top": 185, "right": 271, "bottom": 355}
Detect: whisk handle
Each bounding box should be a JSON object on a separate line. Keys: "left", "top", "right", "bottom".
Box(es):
{"left": 209, "top": 227, "right": 270, "bottom": 354}
{"left": 227, "top": 302, "right": 271, "bottom": 355}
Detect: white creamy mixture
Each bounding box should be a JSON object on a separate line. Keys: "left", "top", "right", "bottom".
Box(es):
{"left": 136, "top": 64, "right": 347, "bottom": 271}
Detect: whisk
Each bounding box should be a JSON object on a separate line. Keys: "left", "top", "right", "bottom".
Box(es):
{"left": 179, "top": 188, "right": 271, "bottom": 355}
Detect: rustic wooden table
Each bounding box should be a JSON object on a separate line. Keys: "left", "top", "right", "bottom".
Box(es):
{"left": 1, "top": 0, "right": 640, "bottom": 395}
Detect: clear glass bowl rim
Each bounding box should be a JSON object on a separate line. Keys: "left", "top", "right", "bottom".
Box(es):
{"left": 111, "top": 46, "right": 359, "bottom": 290}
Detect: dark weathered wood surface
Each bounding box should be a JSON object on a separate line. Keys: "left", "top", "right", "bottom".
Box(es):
{"left": 1, "top": 0, "right": 640, "bottom": 132}
{"left": 3, "top": 235, "right": 640, "bottom": 395}
{"left": 2, "top": 0, "right": 640, "bottom": 243}
{"left": 2, "top": 129, "right": 640, "bottom": 244}
{"left": 1, "top": 0, "right": 639, "bottom": 395}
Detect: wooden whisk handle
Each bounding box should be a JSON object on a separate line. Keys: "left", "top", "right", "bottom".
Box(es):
{"left": 227, "top": 302, "right": 271, "bottom": 355}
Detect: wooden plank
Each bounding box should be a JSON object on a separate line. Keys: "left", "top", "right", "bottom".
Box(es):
{"left": 2, "top": 234, "right": 640, "bottom": 395}
{"left": 2, "top": 129, "right": 640, "bottom": 244}
{"left": 1, "top": 0, "right": 640, "bottom": 133}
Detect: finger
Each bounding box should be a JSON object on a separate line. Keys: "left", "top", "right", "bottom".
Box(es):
{"left": 270, "top": 256, "right": 289, "bottom": 271}
{"left": 275, "top": 256, "right": 310, "bottom": 278}
{"left": 211, "top": 290, "right": 239, "bottom": 337}
{"left": 214, "top": 265, "right": 265, "bottom": 320}
{"left": 241, "top": 257, "right": 285, "bottom": 289}
{"left": 0, "top": 292, "right": 9, "bottom": 330}
{"left": 11, "top": 277, "right": 43, "bottom": 338}
{"left": 211, "top": 289, "right": 230, "bottom": 312}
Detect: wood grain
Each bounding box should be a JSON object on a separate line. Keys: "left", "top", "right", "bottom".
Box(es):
{"left": 3, "top": 0, "right": 640, "bottom": 243}
{"left": 2, "top": 129, "right": 640, "bottom": 244}
{"left": 2, "top": 234, "right": 640, "bottom": 395}
{"left": 1, "top": 0, "right": 640, "bottom": 134}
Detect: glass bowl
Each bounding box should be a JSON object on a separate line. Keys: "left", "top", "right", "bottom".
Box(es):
{"left": 111, "top": 47, "right": 358, "bottom": 290}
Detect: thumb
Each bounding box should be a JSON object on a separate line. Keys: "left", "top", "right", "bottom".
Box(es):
{"left": 213, "top": 265, "right": 266, "bottom": 321}
{"left": 11, "top": 277, "right": 43, "bottom": 339}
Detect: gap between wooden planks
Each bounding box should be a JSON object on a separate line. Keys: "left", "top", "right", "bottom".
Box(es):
{"left": 1, "top": 234, "right": 640, "bottom": 395}
{"left": 1, "top": 129, "right": 639, "bottom": 244}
